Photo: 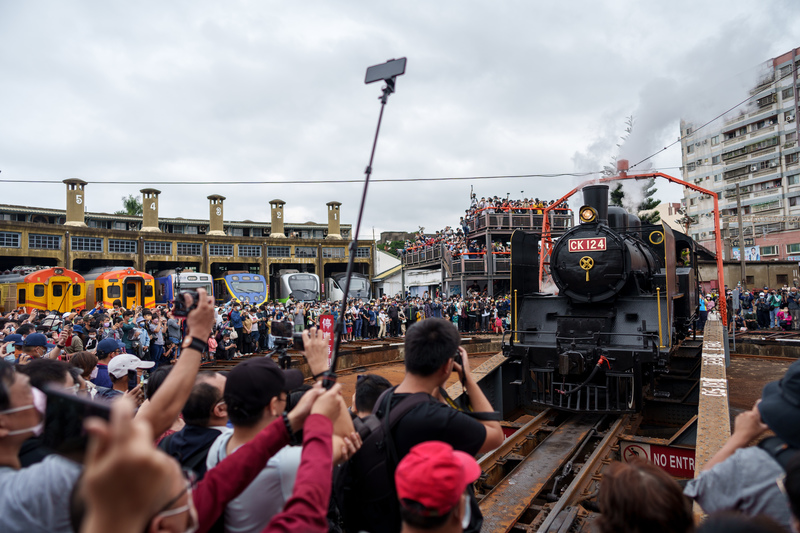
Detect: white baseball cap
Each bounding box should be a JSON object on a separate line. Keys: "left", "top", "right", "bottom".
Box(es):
{"left": 108, "top": 354, "right": 155, "bottom": 379}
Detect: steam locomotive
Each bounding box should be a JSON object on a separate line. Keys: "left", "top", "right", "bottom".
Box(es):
{"left": 504, "top": 184, "right": 704, "bottom": 413}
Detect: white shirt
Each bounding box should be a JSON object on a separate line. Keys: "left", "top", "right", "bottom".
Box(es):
{"left": 206, "top": 428, "right": 302, "bottom": 533}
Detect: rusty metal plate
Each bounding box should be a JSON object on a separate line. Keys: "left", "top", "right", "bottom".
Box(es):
{"left": 479, "top": 414, "right": 602, "bottom": 532}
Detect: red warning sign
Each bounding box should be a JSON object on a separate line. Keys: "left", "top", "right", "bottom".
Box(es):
{"left": 621, "top": 441, "right": 696, "bottom": 478}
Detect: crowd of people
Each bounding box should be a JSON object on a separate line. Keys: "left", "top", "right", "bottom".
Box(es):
{"left": 398, "top": 193, "right": 569, "bottom": 260}
{"left": 696, "top": 284, "right": 800, "bottom": 333}
{"left": 1, "top": 290, "right": 799, "bottom": 532}
{"left": 208, "top": 291, "right": 513, "bottom": 353}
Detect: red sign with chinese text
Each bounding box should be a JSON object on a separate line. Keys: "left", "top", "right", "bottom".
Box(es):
{"left": 319, "top": 314, "right": 335, "bottom": 368}
{"left": 568, "top": 237, "right": 607, "bottom": 252}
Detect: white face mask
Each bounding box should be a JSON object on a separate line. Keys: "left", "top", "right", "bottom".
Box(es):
{"left": 0, "top": 387, "right": 46, "bottom": 437}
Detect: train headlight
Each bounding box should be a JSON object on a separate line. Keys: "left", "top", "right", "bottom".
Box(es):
{"left": 579, "top": 206, "right": 597, "bottom": 223}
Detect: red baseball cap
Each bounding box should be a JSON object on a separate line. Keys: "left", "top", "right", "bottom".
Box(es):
{"left": 395, "top": 441, "right": 481, "bottom": 516}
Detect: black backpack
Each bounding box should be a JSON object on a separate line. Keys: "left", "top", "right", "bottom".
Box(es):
{"left": 759, "top": 436, "right": 800, "bottom": 470}
{"left": 337, "top": 387, "right": 430, "bottom": 533}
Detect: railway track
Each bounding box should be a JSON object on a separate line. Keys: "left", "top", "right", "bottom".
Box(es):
{"left": 476, "top": 409, "right": 629, "bottom": 532}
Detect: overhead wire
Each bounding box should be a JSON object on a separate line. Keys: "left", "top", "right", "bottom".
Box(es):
{"left": 0, "top": 167, "right": 687, "bottom": 187}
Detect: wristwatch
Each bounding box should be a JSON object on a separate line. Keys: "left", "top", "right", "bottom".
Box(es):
{"left": 181, "top": 336, "right": 208, "bottom": 352}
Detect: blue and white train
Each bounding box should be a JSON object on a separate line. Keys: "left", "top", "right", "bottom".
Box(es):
{"left": 154, "top": 270, "right": 214, "bottom": 306}
{"left": 213, "top": 273, "right": 269, "bottom": 307}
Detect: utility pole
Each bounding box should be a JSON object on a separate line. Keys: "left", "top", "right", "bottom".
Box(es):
{"left": 722, "top": 220, "right": 732, "bottom": 261}
{"left": 736, "top": 183, "right": 746, "bottom": 288}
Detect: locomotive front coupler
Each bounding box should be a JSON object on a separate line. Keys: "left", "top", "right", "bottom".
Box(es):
{"left": 555, "top": 354, "right": 612, "bottom": 396}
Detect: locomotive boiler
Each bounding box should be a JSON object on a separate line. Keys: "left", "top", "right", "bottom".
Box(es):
{"left": 504, "top": 184, "right": 703, "bottom": 413}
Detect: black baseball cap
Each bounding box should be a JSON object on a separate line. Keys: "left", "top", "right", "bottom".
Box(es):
{"left": 759, "top": 359, "right": 800, "bottom": 448}
{"left": 224, "top": 357, "right": 303, "bottom": 408}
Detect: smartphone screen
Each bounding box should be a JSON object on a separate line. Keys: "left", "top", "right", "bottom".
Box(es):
{"left": 127, "top": 369, "right": 138, "bottom": 391}
{"left": 42, "top": 388, "right": 111, "bottom": 463}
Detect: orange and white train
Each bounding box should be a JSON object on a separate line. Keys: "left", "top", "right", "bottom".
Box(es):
{"left": 84, "top": 266, "right": 156, "bottom": 310}
{"left": 0, "top": 267, "right": 86, "bottom": 313}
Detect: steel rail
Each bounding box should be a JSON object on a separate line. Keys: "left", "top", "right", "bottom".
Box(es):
{"left": 535, "top": 415, "right": 629, "bottom": 532}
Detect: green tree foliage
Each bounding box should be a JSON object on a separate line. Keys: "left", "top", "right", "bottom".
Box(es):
{"left": 115, "top": 194, "right": 143, "bottom": 216}
{"left": 377, "top": 240, "right": 406, "bottom": 257}
{"left": 606, "top": 115, "right": 661, "bottom": 223}
{"left": 610, "top": 184, "right": 624, "bottom": 207}
{"left": 638, "top": 179, "right": 661, "bottom": 224}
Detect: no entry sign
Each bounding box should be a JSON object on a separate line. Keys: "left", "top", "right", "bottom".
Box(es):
{"left": 621, "top": 441, "right": 696, "bottom": 478}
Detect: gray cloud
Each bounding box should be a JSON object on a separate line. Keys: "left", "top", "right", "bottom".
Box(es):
{"left": 1, "top": 1, "right": 799, "bottom": 239}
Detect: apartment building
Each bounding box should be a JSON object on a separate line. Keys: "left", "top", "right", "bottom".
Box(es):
{"left": 681, "top": 47, "right": 800, "bottom": 260}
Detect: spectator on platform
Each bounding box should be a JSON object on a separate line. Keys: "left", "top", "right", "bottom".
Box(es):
{"left": 351, "top": 374, "right": 391, "bottom": 418}
{"left": 394, "top": 441, "right": 481, "bottom": 533}
{"left": 230, "top": 303, "right": 244, "bottom": 356}
{"left": 788, "top": 287, "right": 800, "bottom": 330}
{"left": 768, "top": 290, "right": 782, "bottom": 329}
{"left": 785, "top": 454, "right": 800, "bottom": 532}
{"left": 158, "top": 371, "right": 228, "bottom": 480}
{"left": 596, "top": 457, "right": 693, "bottom": 533}
{"left": 684, "top": 359, "right": 800, "bottom": 529}
{"left": 204, "top": 328, "right": 357, "bottom": 532}
{"left": 341, "top": 318, "right": 503, "bottom": 533}
{"left": 15, "top": 358, "right": 76, "bottom": 467}
{"left": 91, "top": 338, "right": 120, "bottom": 389}
{"left": 756, "top": 293, "right": 771, "bottom": 330}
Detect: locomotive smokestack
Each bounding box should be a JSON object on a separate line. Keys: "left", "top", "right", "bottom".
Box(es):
{"left": 582, "top": 184, "right": 609, "bottom": 223}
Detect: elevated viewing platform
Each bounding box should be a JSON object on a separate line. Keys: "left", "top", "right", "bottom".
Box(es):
{"left": 401, "top": 208, "right": 573, "bottom": 296}
{"left": 464, "top": 207, "right": 573, "bottom": 236}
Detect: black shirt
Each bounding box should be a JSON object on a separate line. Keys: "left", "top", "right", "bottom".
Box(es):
{"left": 388, "top": 392, "right": 486, "bottom": 459}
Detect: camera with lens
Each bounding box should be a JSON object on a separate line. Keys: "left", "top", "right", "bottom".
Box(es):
{"left": 172, "top": 289, "right": 199, "bottom": 318}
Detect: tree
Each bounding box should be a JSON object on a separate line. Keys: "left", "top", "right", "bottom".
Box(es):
{"left": 637, "top": 179, "right": 661, "bottom": 224}
{"left": 115, "top": 194, "right": 143, "bottom": 216}
{"left": 606, "top": 115, "right": 661, "bottom": 224}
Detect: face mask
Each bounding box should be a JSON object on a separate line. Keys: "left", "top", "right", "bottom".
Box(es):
{"left": 89, "top": 335, "right": 96, "bottom": 339}
{"left": 90, "top": 366, "right": 99, "bottom": 380}
{"left": 0, "top": 387, "right": 46, "bottom": 437}
{"left": 104, "top": 322, "right": 111, "bottom": 328}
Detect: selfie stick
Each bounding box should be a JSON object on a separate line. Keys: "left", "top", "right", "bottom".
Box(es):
{"left": 321, "top": 58, "right": 407, "bottom": 389}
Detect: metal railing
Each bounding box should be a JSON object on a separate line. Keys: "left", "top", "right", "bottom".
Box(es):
{"left": 466, "top": 208, "right": 573, "bottom": 233}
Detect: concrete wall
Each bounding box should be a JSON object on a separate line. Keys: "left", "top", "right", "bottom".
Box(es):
{"left": 699, "top": 259, "right": 800, "bottom": 290}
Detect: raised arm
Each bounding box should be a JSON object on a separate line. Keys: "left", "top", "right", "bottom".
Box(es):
{"left": 455, "top": 346, "right": 504, "bottom": 453}
{"left": 136, "top": 289, "right": 212, "bottom": 436}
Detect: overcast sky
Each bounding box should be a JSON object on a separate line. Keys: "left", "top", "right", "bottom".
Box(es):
{"left": 2, "top": 1, "right": 798, "bottom": 239}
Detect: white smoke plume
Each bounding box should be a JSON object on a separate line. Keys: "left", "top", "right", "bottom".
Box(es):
{"left": 572, "top": 16, "right": 793, "bottom": 206}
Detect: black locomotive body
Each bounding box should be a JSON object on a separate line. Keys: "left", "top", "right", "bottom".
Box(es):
{"left": 504, "top": 184, "right": 702, "bottom": 413}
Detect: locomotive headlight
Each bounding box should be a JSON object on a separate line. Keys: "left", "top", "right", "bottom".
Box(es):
{"left": 579, "top": 206, "right": 597, "bottom": 223}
